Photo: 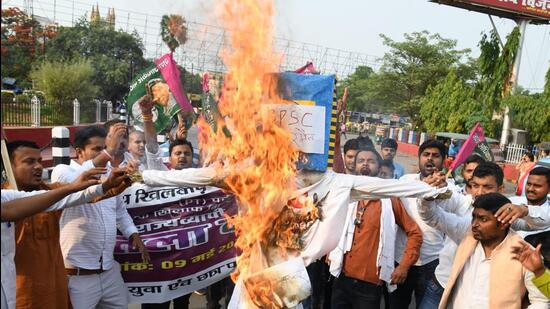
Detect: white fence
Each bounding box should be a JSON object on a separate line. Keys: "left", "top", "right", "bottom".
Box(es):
{"left": 505, "top": 143, "right": 539, "bottom": 164}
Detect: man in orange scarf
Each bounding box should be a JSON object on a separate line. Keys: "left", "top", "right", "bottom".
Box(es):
{"left": 5, "top": 139, "right": 130, "bottom": 309}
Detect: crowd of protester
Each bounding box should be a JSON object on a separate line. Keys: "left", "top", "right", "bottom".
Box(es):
{"left": 1, "top": 93, "right": 549, "bottom": 309}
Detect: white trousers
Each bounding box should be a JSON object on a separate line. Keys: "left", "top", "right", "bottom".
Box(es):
{"left": 67, "top": 262, "right": 129, "bottom": 309}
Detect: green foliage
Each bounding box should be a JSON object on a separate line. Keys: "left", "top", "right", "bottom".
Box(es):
{"left": 477, "top": 27, "right": 520, "bottom": 110}
{"left": 44, "top": 18, "right": 147, "bottom": 101}
{"left": 15, "top": 93, "right": 30, "bottom": 104}
{"left": 336, "top": 66, "right": 380, "bottom": 112}
{"left": 342, "top": 31, "right": 473, "bottom": 129}
{"left": 420, "top": 69, "right": 492, "bottom": 134}
{"left": 30, "top": 59, "right": 99, "bottom": 103}
{"left": 180, "top": 67, "right": 203, "bottom": 95}
{"left": 505, "top": 93, "right": 550, "bottom": 142}
{"left": 1, "top": 91, "right": 15, "bottom": 103}
{"left": 1, "top": 7, "right": 56, "bottom": 88}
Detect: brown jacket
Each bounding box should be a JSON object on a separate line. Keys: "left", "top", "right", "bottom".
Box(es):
{"left": 343, "top": 198, "right": 423, "bottom": 284}
{"left": 439, "top": 230, "right": 534, "bottom": 309}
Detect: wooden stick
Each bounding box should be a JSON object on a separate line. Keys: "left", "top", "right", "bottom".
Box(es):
{"left": 1, "top": 129, "right": 18, "bottom": 190}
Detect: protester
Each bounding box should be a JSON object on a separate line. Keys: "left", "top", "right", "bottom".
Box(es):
{"left": 357, "top": 129, "right": 375, "bottom": 150}
{"left": 389, "top": 139, "right": 448, "bottom": 309}
{"left": 51, "top": 125, "right": 149, "bottom": 309}
{"left": 103, "top": 119, "right": 134, "bottom": 168}
{"left": 511, "top": 239, "right": 550, "bottom": 299}
{"left": 138, "top": 95, "right": 204, "bottom": 309}
{"left": 1, "top": 167, "right": 127, "bottom": 309}
{"left": 342, "top": 139, "right": 360, "bottom": 175}
{"left": 379, "top": 159, "right": 395, "bottom": 180}
{"left": 447, "top": 138, "right": 460, "bottom": 157}
{"left": 456, "top": 154, "right": 485, "bottom": 194}
{"left": 417, "top": 162, "right": 550, "bottom": 308}
{"left": 516, "top": 151, "right": 537, "bottom": 196}
{"left": 329, "top": 148, "right": 423, "bottom": 308}
{"left": 128, "top": 130, "right": 147, "bottom": 166}
{"left": 380, "top": 138, "right": 405, "bottom": 179}
{"left": 436, "top": 193, "right": 548, "bottom": 308}
{"left": 509, "top": 167, "right": 550, "bottom": 271}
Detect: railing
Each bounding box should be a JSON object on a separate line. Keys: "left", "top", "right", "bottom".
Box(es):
{"left": 505, "top": 143, "right": 538, "bottom": 164}
{"left": 1, "top": 96, "right": 115, "bottom": 127}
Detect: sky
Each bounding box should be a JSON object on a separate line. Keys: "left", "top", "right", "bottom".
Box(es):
{"left": 5, "top": 0, "right": 550, "bottom": 92}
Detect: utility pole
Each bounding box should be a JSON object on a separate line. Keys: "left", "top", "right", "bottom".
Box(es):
{"left": 499, "top": 19, "right": 528, "bottom": 148}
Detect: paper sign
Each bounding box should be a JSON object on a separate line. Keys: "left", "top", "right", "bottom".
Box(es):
{"left": 263, "top": 104, "right": 326, "bottom": 154}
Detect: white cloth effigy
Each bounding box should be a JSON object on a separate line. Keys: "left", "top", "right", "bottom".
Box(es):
{"left": 141, "top": 169, "right": 448, "bottom": 308}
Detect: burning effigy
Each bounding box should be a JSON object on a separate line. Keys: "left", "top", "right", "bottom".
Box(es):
{"left": 123, "top": 0, "right": 451, "bottom": 307}
{"left": 189, "top": 0, "right": 452, "bottom": 308}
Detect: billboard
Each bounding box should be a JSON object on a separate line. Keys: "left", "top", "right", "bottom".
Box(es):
{"left": 431, "top": 0, "right": 550, "bottom": 23}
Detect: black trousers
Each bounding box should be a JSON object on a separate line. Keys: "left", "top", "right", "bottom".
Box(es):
{"left": 206, "top": 277, "right": 235, "bottom": 309}
{"left": 141, "top": 293, "right": 191, "bottom": 309}
{"left": 389, "top": 259, "right": 439, "bottom": 309}
{"left": 331, "top": 274, "right": 382, "bottom": 309}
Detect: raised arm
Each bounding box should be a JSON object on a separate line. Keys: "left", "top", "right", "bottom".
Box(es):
{"left": 418, "top": 198, "right": 470, "bottom": 244}
{"left": 1, "top": 168, "right": 106, "bottom": 221}
{"left": 138, "top": 95, "right": 160, "bottom": 154}
{"left": 141, "top": 166, "right": 219, "bottom": 187}
{"left": 350, "top": 175, "right": 449, "bottom": 201}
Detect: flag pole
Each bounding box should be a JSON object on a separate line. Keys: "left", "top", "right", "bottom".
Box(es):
{"left": 1, "top": 128, "right": 18, "bottom": 190}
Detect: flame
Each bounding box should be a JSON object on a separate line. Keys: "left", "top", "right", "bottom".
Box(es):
{"left": 197, "top": 0, "right": 308, "bottom": 307}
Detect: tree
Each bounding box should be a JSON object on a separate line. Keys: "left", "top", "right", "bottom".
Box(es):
{"left": 44, "top": 18, "right": 147, "bottom": 101}
{"left": 420, "top": 69, "right": 491, "bottom": 134}
{"left": 366, "top": 31, "right": 473, "bottom": 129}
{"left": 1, "top": 7, "right": 57, "bottom": 88}
{"left": 30, "top": 59, "right": 99, "bottom": 103}
{"left": 504, "top": 67, "right": 550, "bottom": 142}
{"left": 336, "top": 66, "right": 381, "bottom": 112}
{"left": 477, "top": 27, "right": 520, "bottom": 111}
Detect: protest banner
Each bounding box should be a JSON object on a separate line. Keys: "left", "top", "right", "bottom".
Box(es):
{"left": 114, "top": 184, "right": 238, "bottom": 303}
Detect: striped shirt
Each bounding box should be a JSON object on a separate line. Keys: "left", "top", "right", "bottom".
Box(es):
{"left": 51, "top": 160, "right": 138, "bottom": 270}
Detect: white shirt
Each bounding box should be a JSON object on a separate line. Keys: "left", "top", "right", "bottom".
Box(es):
{"left": 508, "top": 195, "right": 550, "bottom": 238}
{"left": 396, "top": 173, "right": 445, "bottom": 266}
{"left": 51, "top": 160, "right": 138, "bottom": 270}
{"left": 1, "top": 185, "right": 104, "bottom": 309}
{"left": 450, "top": 241, "right": 492, "bottom": 308}
{"left": 419, "top": 193, "right": 550, "bottom": 288}
{"left": 449, "top": 237, "right": 548, "bottom": 309}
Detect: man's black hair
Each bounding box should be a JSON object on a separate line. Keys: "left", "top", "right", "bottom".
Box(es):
{"left": 343, "top": 139, "right": 360, "bottom": 155}
{"left": 73, "top": 126, "right": 107, "bottom": 149}
{"left": 380, "top": 159, "right": 395, "bottom": 170}
{"left": 529, "top": 166, "right": 550, "bottom": 186}
{"left": 381, "top": 138, "right": 398, "bottom": 150}
{"left": 355, "top": 147, "right": 382, "bottom": 166}
{"left": 472, "top": 161, "right": 504, "bottom": 187}
{"left": 169, "top": 139, "right": 194, "bottom": 156}
{"left": 472, "top": 192, "right": 511, "bottom": 214}
{"left": 357, "top": 135, "right": 375, "bottom": 150}
{"left": 464, "top": 154, "right": 486, "bottom": 166}
{"left": 418, "top": 139, "right": 446, "bottom": 158}
{"left": 104, "top": 119, "right": 126, "bottom": 133}
{"left": 6, "top": 140, "right": 39, "bottom": 160}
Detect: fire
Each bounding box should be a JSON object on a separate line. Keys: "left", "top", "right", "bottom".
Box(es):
{"left": 197, "top": 0, "right": 309, "bottom": 307}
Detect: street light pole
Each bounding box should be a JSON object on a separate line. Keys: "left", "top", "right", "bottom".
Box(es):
{"left": 499, "top": 19, "right": 528, "bottom": 149}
